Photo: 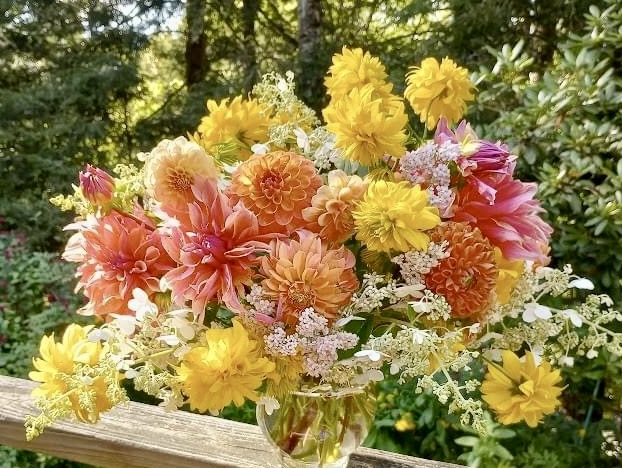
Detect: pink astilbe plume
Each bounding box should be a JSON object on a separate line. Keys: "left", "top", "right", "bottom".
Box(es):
{"left": 63, "top": 210, "right": 175, "bottom": 319}
{"left": 452, "top": 173, "right": 553, "bottom": 264}
{"left": 160, "top": 177, "right": 277, "bottom": 319}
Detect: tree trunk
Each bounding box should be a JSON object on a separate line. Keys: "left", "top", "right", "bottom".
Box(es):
{"left": 297, "top": 0, "right": 323, "bottom": 111}
{"left": 184, "top": 0, "right": 209, "bottom": 86}
{"left": 241, "top": 0, "right": 260, "bottom": 93}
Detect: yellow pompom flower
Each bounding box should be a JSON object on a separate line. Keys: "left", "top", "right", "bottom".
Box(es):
{"left": 323, "top": 85, "right": 408, "bottom": 166}
{"left": 353, "top": 180, "right": 441, "bottom": 253}
{"left": 324, "top": 46, "right": 393, "bottom": 100}
{"left": 494, "top": 248, "right": 524, "bottom": 304}
{"left": 481, "top": 350, "right": 564, "bottom": 428}
{"left": 177, "top": 320, "right": 275, "bottom": 414}
{"left": 194, "top": 96, "right": 272, "bottom": 160}
{"left": 29, "top": 324, "right": 120, "bottom": 424}
{"left": 404, "top": 57, "right": 475, "bottom": 130}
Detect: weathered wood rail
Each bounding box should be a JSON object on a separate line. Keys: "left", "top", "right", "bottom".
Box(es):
{"left": 0, "top": 375, "right": 461, "bottom": 467}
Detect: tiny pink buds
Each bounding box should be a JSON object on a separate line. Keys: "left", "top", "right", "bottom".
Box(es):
{"left": 79, "top": 164, "right": 115, "bottom": 205}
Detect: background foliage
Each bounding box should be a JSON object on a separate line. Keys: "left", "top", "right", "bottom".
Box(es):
{"left": 1, "top": 0, "right": 620, "bottom": 466}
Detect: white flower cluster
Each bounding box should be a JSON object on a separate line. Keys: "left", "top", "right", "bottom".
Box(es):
{"left": 364, "top": 327, "right": 486, "bottom": 433}
{"left": 399, "top": 141, "right": 461, "bottom": 214}
{"left": 344, "top": 273, "right": 399, "bottom": 314}
{"left": 392, "top": 241, "right": 449, "bottom": 285}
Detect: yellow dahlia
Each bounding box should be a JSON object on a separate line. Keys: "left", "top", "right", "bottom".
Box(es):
{"left": 177, "top": 320, "right": 275, "bottom": 414}
{"left": 144, "top": 136, "right": 219, "bottom": 207}
{"left": 495, "top": 247, "right": 524, "bottom": 305}
{"left": 353, "top": 180, "right": 440, "bottom": 253}
{"left": 405, "top": 57, "right": 475, "bottom": 130}
{"left": 482, "top": 350, "right": 564, "bottom": 428}
{"left": 323, "top": 85, "right": 408, "bottom": 166}
{"left": 259, "top": 230, "right": 359, "bottom": 327}
{"left": 29, "top": 324, "right": 119, "bottom": 423}
{"left": 425, "top": 222, "right": 498, "bottom": 320}
{"left": 194, "top": 96, "right": 272, "bottom": 160}
{"left": 324, "top": 46, "right": 393, "bottom": 100}
{"left": 227, "top": 151, "right": 322, "bottom": 235}
{"left": 302, "top": 170, "right": 368, "bottom": 243}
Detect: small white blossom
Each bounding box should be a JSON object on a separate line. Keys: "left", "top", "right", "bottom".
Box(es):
{"left": 522, "top": 303, "right": 552, "bottom": 323}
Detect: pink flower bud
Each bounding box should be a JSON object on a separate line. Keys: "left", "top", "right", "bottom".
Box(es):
{"left": 79, "top": 165, "right": 115, "bottom": 205}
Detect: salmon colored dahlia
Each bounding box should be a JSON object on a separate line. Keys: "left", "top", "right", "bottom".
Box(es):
{"left": 302, "top": 170, "right": 368, "bottom": 243}
{"left": 144, "top": 136, "right": 219, "bottom": 208}
{"left": 65, "top": 211, "right": 175, "bottom": 319}
{"left": 452, "top": 173, "right": 553, "bottom": 264}
{"left": 259, "top": 230, "right": 359, "bottom": 328}
{"left": 160, "top": 177, "right": 277, "bottom": 319}
{"left": 425, "top": 222, "right": 498, "bottom": 320}
{"left": 227, "top": 151, "right": 322, "bottom": 235}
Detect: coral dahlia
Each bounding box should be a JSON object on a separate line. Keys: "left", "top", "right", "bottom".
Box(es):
{"left": 259, "top": 230, "right": 359, "bottom": 328}
{"left": 302, "top": 170, "right": 368, "bottom": 243}
{"left": 65, "top": 211, "right": 175, "bottom": 319}
{"left": 160, "top": 177, "right": 276, "bottom": 318}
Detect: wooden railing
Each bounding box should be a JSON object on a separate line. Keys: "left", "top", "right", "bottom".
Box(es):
{"left": 0, "top": 375, "right": 461, "bottom": 467}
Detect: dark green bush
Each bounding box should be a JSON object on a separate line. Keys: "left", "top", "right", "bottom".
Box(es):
{"left": 474, "top": 0, "right": 622, "bottom": 302}
{"left": 0, "top": 227, "right": 91, "bottom": 467}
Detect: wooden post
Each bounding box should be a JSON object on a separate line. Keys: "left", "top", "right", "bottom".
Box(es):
{"left": 0, "top": 375, "right": 460, "bottom": 467}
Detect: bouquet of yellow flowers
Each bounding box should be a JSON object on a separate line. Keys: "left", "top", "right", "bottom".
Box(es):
{"left": 27, "top": 46, "right": 622, "bottom": 466}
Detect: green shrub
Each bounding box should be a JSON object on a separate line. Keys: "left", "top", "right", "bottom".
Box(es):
{"left": 0, "top": 228, "right": 91, "bottom": 467}
{"left": 474, "top": 0, "right": 622, "bottom": 302}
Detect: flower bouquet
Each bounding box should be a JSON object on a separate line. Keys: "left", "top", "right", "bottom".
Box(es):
{"left": 26, "top": 47, "right": 622, "bottom": 467}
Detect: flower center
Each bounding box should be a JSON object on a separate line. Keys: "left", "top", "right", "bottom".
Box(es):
{"left": 168, "top": 168, "right": 193, "bottom": 193}
{"left": 259, "top": 170, "right": 284, "bottom": 199}
{"left": 199, "top": 234, "right": 227, "bottom": 262}
{"left": 286, "top": 282, "right": 316, "bottom": 310}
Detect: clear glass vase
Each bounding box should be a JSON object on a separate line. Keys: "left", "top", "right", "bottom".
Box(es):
{"left": 256, "top": 385, "right": 376, "bottom": 468}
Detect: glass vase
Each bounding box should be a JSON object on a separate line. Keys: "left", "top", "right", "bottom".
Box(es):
{"left": 256, "top": 385, "right": 376, "bottom": 468}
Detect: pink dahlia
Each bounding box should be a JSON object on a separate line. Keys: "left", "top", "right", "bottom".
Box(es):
{"left": 65, "top": 210, "right": 175, "bottom": 319}
{"left": 452, "top": 173, "right": 553, "bottom": 264}
{"left": 160, "top": 177, "right": 277, "bottom": 319}
{"left": 435, "top": 118, "right": 517, "bottom": 203}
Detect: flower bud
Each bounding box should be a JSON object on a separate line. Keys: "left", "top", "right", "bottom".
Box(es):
{"left": 79, "top": 165, "right": 115, "bottom": 205}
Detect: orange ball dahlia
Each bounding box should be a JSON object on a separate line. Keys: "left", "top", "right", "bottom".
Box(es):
{"left": 227, "top": 151, "right": 322, "bottom": 235}
{"left": 302, "top": 170, "right": 368, "bottom": 243}
{"left": 425, "top": 222, "right": 498, "bottom": 320}
{"left": 259, "top": 230, "right": 359, "bottom": 327}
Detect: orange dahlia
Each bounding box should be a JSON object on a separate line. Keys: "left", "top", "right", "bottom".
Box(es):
{"left": 227, "top": 151, "right": 322, "bottom": 235}
{"left": 161, "top": 177, "right": 277, "bottom": 319}
{"left": 425, "top": 222, "right": 498, "bottom": 320}
{"left": 259, "top": 230, "right": 359, "bottom": 328}
{"left": 302, "top": 170, "right": 368, "bottom": 243}
{"left": 67, "top": 211, "right": 175, "bottom": 319}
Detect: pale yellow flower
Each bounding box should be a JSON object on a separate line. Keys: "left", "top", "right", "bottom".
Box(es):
{"left": 177, "top": 320, "right": 275, "bottom": 414}
{"left": 324, "top": 46, "right": 393, "bottom": 100}
{"left": 352, "top": 180, "right": 441, "bottom": 253}
{"left": 323, "top": 84, "right": 408, "bottom": 166}
{"left": 194, "top": 96, "right": 272, "bottom": 160}
{"left": 29, "top": 324, "right": 118, "bottom": 423}
{"left": 144, "top": 136, "right": 219, "bottom": 207}
{"left": 481, "top": 350, "right": 563, "bottom": 428}
{"left": 405, "top": 57, "right": 475, "bottom": 130}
